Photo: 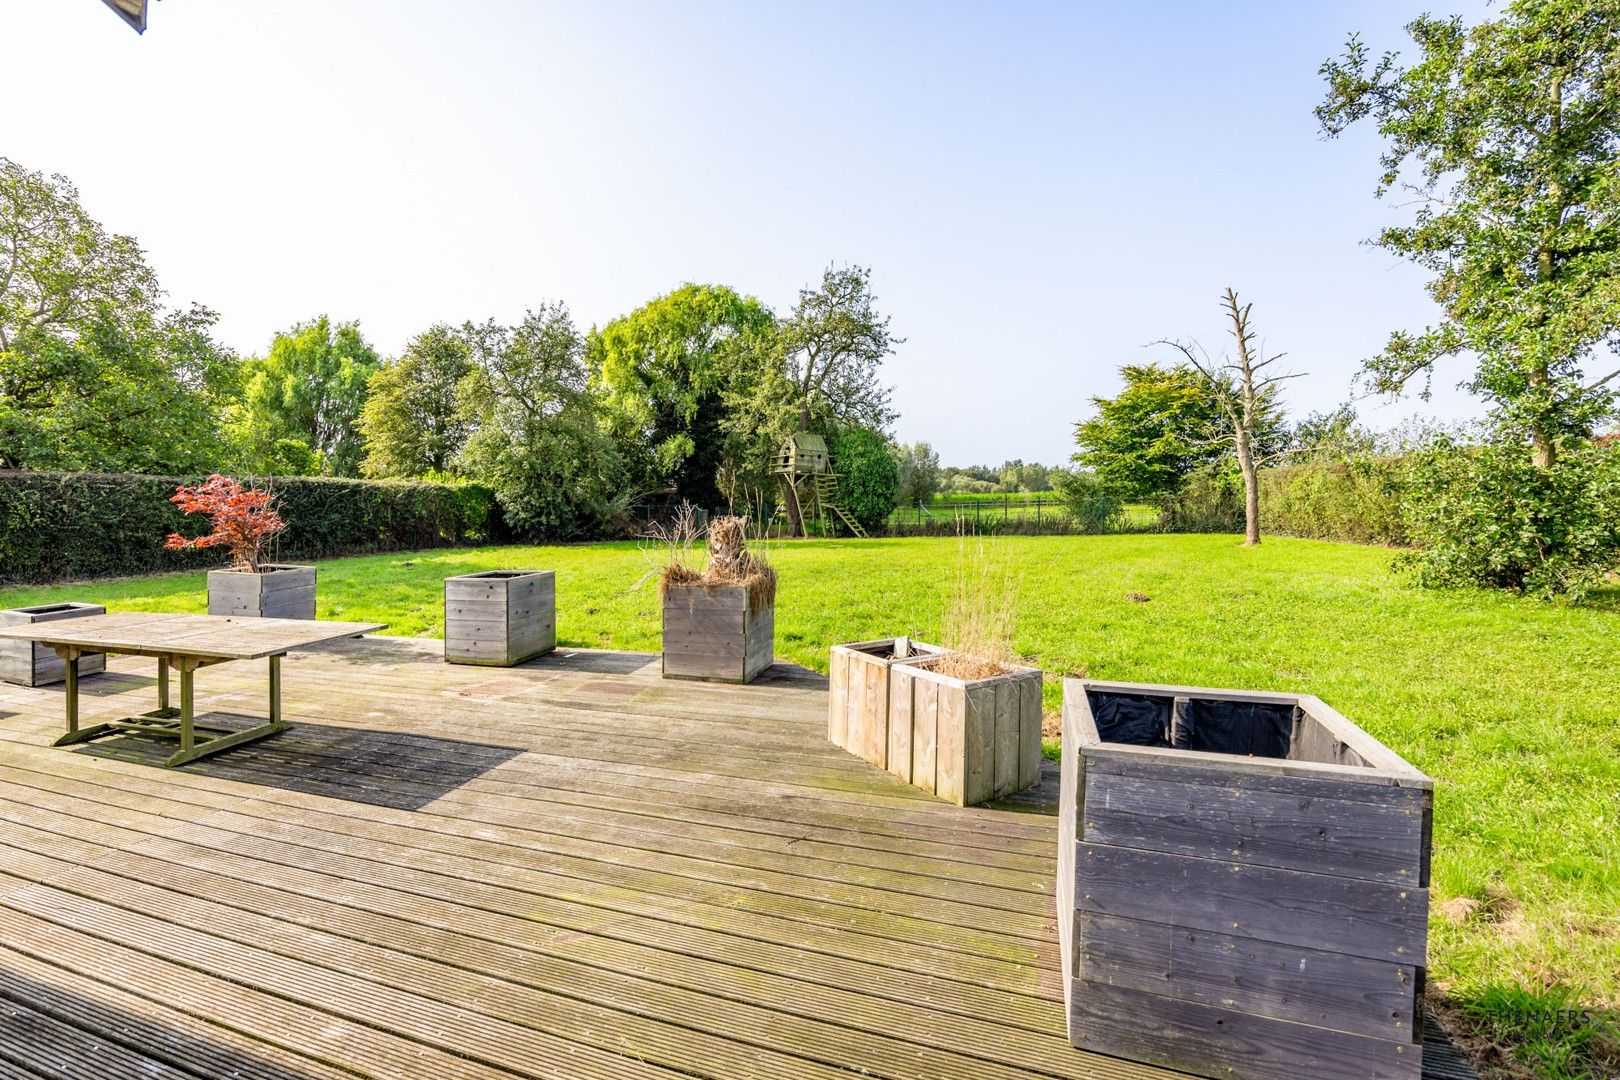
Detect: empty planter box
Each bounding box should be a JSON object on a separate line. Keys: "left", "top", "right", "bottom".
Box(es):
{"left": 444, "top": 570, "right": 556, "bottom": 666}
{"left": 0, "top": 602, "right": 107, "bottom": 686}
{"left": 208, "top": 563, "right": 316, "bottom": 619}
{"left": 1058, "top": 679, "right": 1433, "bottom": 1080}
{"left": 661, "top": 582, "right": 773, "bottom": 684}
{"left": 874, "top": 651, "right": 1043, "bottom": 805}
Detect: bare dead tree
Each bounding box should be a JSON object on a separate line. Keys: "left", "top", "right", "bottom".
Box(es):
{"left": 1156, "top": 288, "right": 1304, "bottom": 546}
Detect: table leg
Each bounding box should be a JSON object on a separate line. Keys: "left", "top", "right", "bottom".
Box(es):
{"left": 158, "top": 656, "right": 170, "bottom": 713}
{"left": 269, "top": 654, "right": 281, "bottom": 724}
{"left": 51, "top": 647, "right": 115, "bottom": 747}
{"left": 64, "top": 651, "right": 78, "bottom": 736}
{"left": 179, "top": 663, "right": 195, "bottom": 755}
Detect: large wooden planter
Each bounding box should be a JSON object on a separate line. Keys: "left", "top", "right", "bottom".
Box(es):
{"left": 879, "top": 655, "right": 1043, "bottom": 805}
{"left": 0, "top": 602, "right": 106, "bottom": 686}
{"left": 827, "top": 637, "right": 945, "bottom": 776}
{"left": 444, "top": 570, "right": 556, "bottom": 666}
{"left": 661, "top": 583, "right": 773, "bottom": 684}
{"left": 207, "top": 564, "right": 316, "bottom": 619}
{"left": 1059, "top": 678, "right": 1433, "bottom": 1080}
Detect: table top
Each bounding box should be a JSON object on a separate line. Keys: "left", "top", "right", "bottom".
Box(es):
{"left": 0, "top": 612, "right": 387, "bottom": 661}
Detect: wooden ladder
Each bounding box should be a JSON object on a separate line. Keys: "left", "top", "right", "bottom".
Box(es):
{"left": 812, "top": 475, "right": 868, "bottom": 539}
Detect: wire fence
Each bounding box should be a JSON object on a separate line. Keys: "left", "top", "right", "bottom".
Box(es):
{"left": 633, "top": 497, "right": 1162, "bottom": 540}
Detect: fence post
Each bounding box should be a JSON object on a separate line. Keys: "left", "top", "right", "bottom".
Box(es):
{"left": 975, "top": 501, "right": 980, "bottom": 530}
{"left": 1037, "top": 496, "right": 1041, "bottom": 527}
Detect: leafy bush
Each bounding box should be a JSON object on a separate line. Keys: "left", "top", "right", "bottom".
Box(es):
{"left": 1258, "top": 458, "right": 1407, "bottom": 545}
{"left": 1156, "top": 467, "right": 1244, "bottom": 533}
{"left": 0, "top": 471, "right": 501, "bottom": 585}
{"left": 1396, "top": 438, "right": 1620, "bottom": 600}
{"left": 831, "top": 429, "right": 900, "bottom": 530}
{"left": 1051, "top": 469, "right": 1124, "bottom": 533}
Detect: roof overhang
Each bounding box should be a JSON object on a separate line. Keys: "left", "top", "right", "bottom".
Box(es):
{"left": 101, "top": 0, "right": 150, "bottom": 34}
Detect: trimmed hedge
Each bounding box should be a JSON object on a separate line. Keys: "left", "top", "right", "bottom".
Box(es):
{"left": 0, "top": 471, "right": 502, "bottom": 585}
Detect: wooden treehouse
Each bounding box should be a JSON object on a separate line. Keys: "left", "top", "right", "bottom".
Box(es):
{"left": 773, "top": 433, "right": 867, "bottom": 538}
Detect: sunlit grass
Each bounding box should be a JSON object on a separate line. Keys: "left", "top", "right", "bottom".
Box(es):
{"left": 4, "top": 533, "right": 1616, "bottom": 1077}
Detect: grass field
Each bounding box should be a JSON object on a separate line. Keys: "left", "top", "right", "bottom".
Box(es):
{"left": 3, "top": 533, "right": 1616, "bottom": 1078}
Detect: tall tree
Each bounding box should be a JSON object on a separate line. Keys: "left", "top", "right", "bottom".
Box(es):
{"left": 1317, "top": 0, "right": 1620, "bottom": 467}
{"left": 894, "top": 441, "right": 943, "bottom": 505}
{"left": 0, "top": 157, "right": 239, "bottom": 472}
{"left": 1072, "top": 363, "right": 1227, "bottom": 499}
{"left": 1158, "top": 290, "right": 1296, "bottom": 546}
{"left": 458, "top": 305, "right": 624, "bottom": 538}
{"left": 359, "top": 324, "right": 473, "bottom": 478}
{"left": 587, "top": 283, "right": 776, "bottom": 508}
{"left": 236, "top": 316, "right": 380, "bottom": 476}
{"left": 779, "top": 265, "right": 899, "bottom": 432}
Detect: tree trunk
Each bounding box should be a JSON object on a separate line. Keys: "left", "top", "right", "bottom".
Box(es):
{"left": 782, "top": 476, "right": 804, "bottom": 538}
{"left": 1237, "top": 434, "right": 1260, "bottom": 547}
{"left": 1528, "top": 363, "right": 1557, "bottom": 469}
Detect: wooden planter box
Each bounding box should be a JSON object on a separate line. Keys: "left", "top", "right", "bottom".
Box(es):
{"left": 207, "top": 564, "right": 316, "bottom": 620}
{"left": 661, "top": 583, "right": 773, "bottom": 684}
{"left": 0, "top": 603, "right": 106, "bottom": 686}
{"left": 443, "top": 570, "right": 556, "bottom": 666}
{"left": 827, "top": 637, "right": 945, "bottom": 775}
{"left": 1058, "top": 678, "right": 1433, "bottom": 1080}
{"left": 881, "top": 656, "right": 1043, "bottom": 805}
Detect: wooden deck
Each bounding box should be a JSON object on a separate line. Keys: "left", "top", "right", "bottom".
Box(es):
{"left": 0, "top": 636, "right": 1477, "bottom": 1080}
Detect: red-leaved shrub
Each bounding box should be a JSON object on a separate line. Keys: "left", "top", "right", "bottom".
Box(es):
{"left": 164, "top": 475, "right": 285, "bottom": 572}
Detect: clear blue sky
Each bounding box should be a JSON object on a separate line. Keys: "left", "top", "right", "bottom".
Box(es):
{"left": 7, "top": 0, "right": 1490, "bottom": 465}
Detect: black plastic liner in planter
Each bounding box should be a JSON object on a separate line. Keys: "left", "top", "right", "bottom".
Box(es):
{"left": 1087, "top": 688, "right": 1296, "bottom": 759}
{"left": 1085, "top": 690, "right": 1170, "bottom": 747}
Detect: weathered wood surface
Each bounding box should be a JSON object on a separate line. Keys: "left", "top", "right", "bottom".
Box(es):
{"left": 0, "top": 603, "right": 106, "bottom": 686}
{"left": 1060, "top": 678, "right": 1438, "bottom": 1080}
{"left": 207, "top": 564, "right": 316, "bottom": 620}
{"left": 887, "top": 660, "right": 1043, "bottom": 806}
{"left": 0, "top": 612, "right": 386, "bottom": 661}
{"left": 825, "top": 638, "right": 945, "bottom": 775}
{"left": 444, "top": 570, "right": 557, "bottom": 666}
{"left": 662, "top": 584, "right": 774, "bottom": 684}
{"left": 0, "top": 641, "right": 1473, "bottom": 1080}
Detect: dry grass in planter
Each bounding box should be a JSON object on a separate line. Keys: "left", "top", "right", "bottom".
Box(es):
{"left": 829, "top": 536, "right": 1042, "bottom": 804}
{"left": 653, "top": 510, "right": 776, "bottom": 684}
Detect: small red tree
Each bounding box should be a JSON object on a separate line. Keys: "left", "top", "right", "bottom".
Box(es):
{"left": 164, "top": 475, "right": 285, "bottom": 572}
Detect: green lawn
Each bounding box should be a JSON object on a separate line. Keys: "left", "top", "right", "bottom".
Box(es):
{"left": 3, "top": 533, "right": 1616, "bottom": 1078}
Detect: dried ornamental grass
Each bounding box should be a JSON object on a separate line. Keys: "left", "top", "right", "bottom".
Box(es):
{"left": 644, "top": 508, "right": 777, "bottom": 614}
{"left": 932, "top": 534, "right": 1018, "bottom": 681}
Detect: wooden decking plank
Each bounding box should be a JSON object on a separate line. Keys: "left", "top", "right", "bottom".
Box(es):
{"left": 0, "top": 993, "right": 196, "bottom": 1080}
{"left": 0, "top": 841, "right": 1092, "bottom": 1080}
{"left": 0, "top": 874, "right": 698, "bottom": 1080}
{"left": 4, "top": 702, "right": 1056, "bottom": 851}
{"left": 0, "top": 768, "right": 1051, "bottom": 956}
{"left": 46, "top": 725, "right": 1052, "bottom": 906}
{"left": 0, "top": 868, "right": 1046, "bottom": 1080}
{"left": 0, "top": 908, "right": 543, "bottom": 1080}
{"left": 28, "top": 697, "right": 1055, "bottom": 853}
{"left": 0, "top": 781, "right": 1061, "bottom": 1015}
{"left": 0, "top": 949, "right": 359, "bottom": 1080}
{"left": 0, "top": 819, "right": 1094, "bottom": 1080}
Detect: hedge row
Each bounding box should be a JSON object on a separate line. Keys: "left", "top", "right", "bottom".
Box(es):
{"left": 0, "top": 471, "right": 502, "bottom": 585}
{"left": 1158, "top": 459, "right": 1408, "bottom": 546}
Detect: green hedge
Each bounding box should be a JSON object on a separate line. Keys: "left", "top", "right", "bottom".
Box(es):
{"left": 1258, "top": 459, "right": 1407, "bottom": 546}
{"left": 0, "top": 471, "right": 502, "bottom": 585}
{"left": 1157, "top": 459, "right": 1408, "bottom": 545}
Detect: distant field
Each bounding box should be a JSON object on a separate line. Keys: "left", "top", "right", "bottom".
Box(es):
{"left": 4, "top": 533, "right": 1616, "bottom": 1078}
{"left": 891, "top": 492, "right": 1158, "bottom": 527}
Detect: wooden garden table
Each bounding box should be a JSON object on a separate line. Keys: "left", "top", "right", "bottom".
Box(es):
{"left": 0, "top": 612, "right": 385, "bottom": 767}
